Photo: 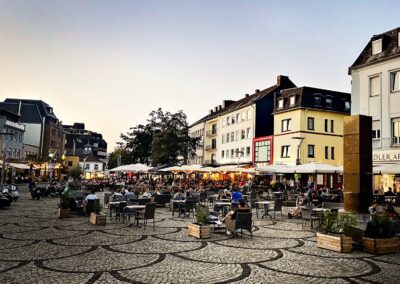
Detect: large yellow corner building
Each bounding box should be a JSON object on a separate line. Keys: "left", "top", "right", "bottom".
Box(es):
{"left": 273, "top": 87, "right": 351, "bottom": 166}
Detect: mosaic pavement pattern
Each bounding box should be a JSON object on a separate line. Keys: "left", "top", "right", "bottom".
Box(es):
{"left": 0, "top": 188, "right": 399, "bottom": 284}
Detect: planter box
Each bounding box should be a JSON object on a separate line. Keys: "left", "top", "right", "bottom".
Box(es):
{"left": 188, "top": 223, "right": 211, "bottom": 239}
{"left": 316, "top": 233, "right": 353, "bottom": 253}
{"left": 90, "top": 213, "right": 107, "bottom": 226}
{"left": 58, "top": 208, "right": 70, "bottom": 219}
{"left": 362, "top": 237, "right": 400, "bottom": 254}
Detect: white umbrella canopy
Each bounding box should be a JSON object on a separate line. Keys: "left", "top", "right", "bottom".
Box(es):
{"left": 292, "top": 162, "right": 340, "bottom": 174}
{"left": 124, "top": 163, "right": 153, "bottom": 173}
{"left": 373, "top": 164, "right": 400, "bottom": 175}
{"left": 214, "top": 165, "right": 241, "bottom": 173}
{"left": 160, "top": 166, "right": 182, "bottom": 173}
{"left": 256, "top": 164, "right": 296, "bottom": 174}
{"left": 108, "top": 165, "right": 129, "bottom": 172}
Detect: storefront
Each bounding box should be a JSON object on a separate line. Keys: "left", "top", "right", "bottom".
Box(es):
{"left": 373, "top": 149, "right": 400, "bottom": 193}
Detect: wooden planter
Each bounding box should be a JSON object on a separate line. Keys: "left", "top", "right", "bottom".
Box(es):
{"left": 362, "top": 237, "right": 400, "bottom": 254}
{"left": 58, "top": 208, "right": 70, "bottom": 219}
{"left": 316, "top": 233, "right": 353, "bottom": 253}
{"left": 188, "top": 223, "right": 211, "bottom": 239}
{"left": 90, "top": 213, "right": 107, "bottom": 226}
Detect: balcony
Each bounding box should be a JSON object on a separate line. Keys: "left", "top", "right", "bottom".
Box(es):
{"left": 392, "top": 137, "right": 400, "bottom": 146}
{"left": 205, "top": 145, "right": 216, "bottom": 151}
{"left": 206, "top": 130, "right": 218, "bottom": 137}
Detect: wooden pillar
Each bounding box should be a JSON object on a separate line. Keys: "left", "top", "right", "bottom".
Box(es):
{"left": 343, "top": 115, "right": 373, "bottom": 213}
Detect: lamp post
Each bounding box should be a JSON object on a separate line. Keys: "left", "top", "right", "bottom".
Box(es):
{"left": 292, "top": 137, "right": 305, "bottom": 165}
{"left": 1, "top": 132, "right": 14, "bottom": 186}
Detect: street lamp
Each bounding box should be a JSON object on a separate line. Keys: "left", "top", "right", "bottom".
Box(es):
{"left": 0, "top": 132, "right": 14, "bottom": 186}
{"left": 292, "top": 137, "right": 305, "bottom": 165}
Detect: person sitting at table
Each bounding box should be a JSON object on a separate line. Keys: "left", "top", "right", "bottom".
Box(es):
{"left": 224, "top": 200, "right": 251, "bottom": 235}
{"left": 85, "top": 189, "right": 98, "bottom": 203}
{"left": 385, "top": 187, "right": 396, "bottom": 196}
{"left": 222, "top": 189, "right": 231, "bottom": 199}
{"left": 288, "top": 190, "right": 310, "bottom": 219}
{"left": 173, "top": 190, "right": 185, "bottom": 200}
{"left": 385, "top": 204, "right": 399, "bottom": 219}
{"left": 125, "top": 188, "right": 135, "bottom": 199}
{"left": 232, "top": 188, "right": 243, "bottom": 203}
{"left": 111, "top": 189, "right": 123, "bottom": 201}
{"left": 142, "top": 188, "right": 152, "bottom": 198}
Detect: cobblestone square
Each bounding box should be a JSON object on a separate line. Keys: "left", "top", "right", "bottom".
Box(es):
{"left": 0, "top": 189, "right": 399, "bottom": 284}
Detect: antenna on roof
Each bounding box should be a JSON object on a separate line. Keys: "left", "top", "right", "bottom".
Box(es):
{"left": 18, "top": 101, "right": 21, "bottom": 116}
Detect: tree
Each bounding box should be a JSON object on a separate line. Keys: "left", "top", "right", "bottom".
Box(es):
{"left": 68, "top": 165, "right": 82, "bottom": 187}
{"left": 118, "top": 108, "right": 199, "bottom": 166}
{"left": 108, "top": 147, "right": 133, "bottom": 169}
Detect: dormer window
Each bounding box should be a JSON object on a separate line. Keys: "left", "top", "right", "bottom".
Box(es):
{"left": 314, "top": 96, "right": 322, "bottom": 106}
{"left": 289, "top": 96, "right": 296, "bottom": 106}
{"left": 372, "top": 39, "right": 382, "bottom": 55}
{"left": 278, "top": 98, "right": 284, "bottom": 109}
{"left": 326, "top": 97, "right": 333, "bottom": 108}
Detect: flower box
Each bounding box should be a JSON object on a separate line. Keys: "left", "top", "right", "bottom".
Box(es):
{"left": 316, "top": 233, "right": 353, "bottom": 253}
{"left": 362, "top": 237, "right": 400, "bottom": 254}
{"left": 58, "top": 208, "right": 70, "bottom": 219}
{"left": 188, "top": 223, "right": 211, "bottom": 239}
{"left": 90, "top": 213, "right": 107, "bottom": 226}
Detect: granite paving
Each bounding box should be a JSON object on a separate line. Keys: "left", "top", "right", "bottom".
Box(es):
{"left": 0, "top": 187, "right": 399, "bottom": 284}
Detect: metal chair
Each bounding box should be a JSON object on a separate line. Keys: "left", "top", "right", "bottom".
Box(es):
{"left": 135, "top": 203, "right": 157, "bottom": 228}
{"left": 226, "top": 212, "right": 253, "bottom": 238}
{"left": 271, "top": 198, "right": 283, "bottom": 219}
{"left": 301, "top": 207, "right": 319, "bottom": 229}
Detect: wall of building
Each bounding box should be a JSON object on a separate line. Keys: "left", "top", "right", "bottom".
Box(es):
{"left": 22, "top": 123, "right": 42, "bottom": 149}
{"left": 217, "top": 105, "right": 254, "bottom": 165}
{"left": 188, "top": 122, "right": 204, "bottom": 165}
{"left": 0, "top": 117, "right": 25, "bottom": 160}
{"left": 273, "top": 109, "right": 347, "bottom": 166}
{"left": 351, "top": 56, "right": 400, "bottom": 163}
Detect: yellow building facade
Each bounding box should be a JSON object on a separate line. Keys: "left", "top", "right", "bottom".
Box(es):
{"left": 273, "top": 87, "right": 351, "bottom": 166}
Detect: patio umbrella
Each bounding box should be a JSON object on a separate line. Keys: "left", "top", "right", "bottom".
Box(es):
{"left": 123, "top": 163, "right": 153, "bottom": 173}
{"left": 373, "top": 164, "right": 400, "bottom": 175}
{"left": 292, "top": 162, "right": 340, "bottom": 174}
{"left": 256, "top": 164, "right": 296, "bottom": 174}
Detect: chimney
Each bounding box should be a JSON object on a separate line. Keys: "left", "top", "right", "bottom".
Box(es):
{"left": 245, "top": 94, "right": 250, "bottom": 98}
{"left": 222, "top": 100, "right": 235, "bottom": 108}
{"left": 277, "top": 75, "right": 289, "bottom": 85}
{"left": 18, "top": 101, "right": 22, "bottom": 116}
{"left": 214, "top": 106, "right": 218, "bottom": 112}
{"left": 218, "top": 105, "right": 222, "bottom": 111}
{"left": 255, "top": 89, "right": 260, "bottom": 93}
{"left": 209, "top": 109, "right": 213, "bottom": 114}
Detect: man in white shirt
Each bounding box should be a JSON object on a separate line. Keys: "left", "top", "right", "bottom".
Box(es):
{"left": 85, "top": 190, "right": 98, "bottom": 202}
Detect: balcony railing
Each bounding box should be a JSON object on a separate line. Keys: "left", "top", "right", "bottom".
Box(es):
{"left": 205, "top": 145, "right": 216, "bottom": 151}
{"left": 206, "top": 130, "right": 218, "bottom": 137}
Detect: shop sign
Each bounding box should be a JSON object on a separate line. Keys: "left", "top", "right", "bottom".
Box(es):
{"left": 373, "top": 150, "right": 400, "bottom": 162}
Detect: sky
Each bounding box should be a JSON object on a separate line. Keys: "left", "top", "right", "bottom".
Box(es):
{"left": 0, "top": 0, "right": 399, "bottom": 151}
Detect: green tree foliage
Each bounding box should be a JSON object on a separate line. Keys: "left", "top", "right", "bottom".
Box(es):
{"left": 68, "top": 165, "right": 82, "bottom": 180}
{"left": 108, "top": 147, "right": 133, "bottom": 169}
{"left": 118, "top": 108, "right": 199, "bottom": 166}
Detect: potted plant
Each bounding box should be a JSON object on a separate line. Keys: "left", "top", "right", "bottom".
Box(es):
{"left": 362, "top": 215, "right": 400, "bottom": 253}
{"left": 316, "top": 212, "right": 356, "bottom": 253}
{"left": 188, "top": 204, "right": 212, "bottom": 239}
{"left": 58, "top": 187, "right": 71, "bottom": 218}
{"left": 90, "top": 202, "right": 106, "bottom": 225}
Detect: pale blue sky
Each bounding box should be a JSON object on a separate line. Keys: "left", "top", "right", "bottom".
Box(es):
{"left": 0, "top": 0, "right": 399, "bottom": 150}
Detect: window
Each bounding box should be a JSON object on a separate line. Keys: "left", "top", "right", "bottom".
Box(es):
{"left": 241, "top": 111, "right": 246, "bottom": 121}
{"left": 324, "top": 119, "right": 328, "bottom": 132}
{"left": 211, "top": 139, "right": 217, "bottom": 149}
{"left": 307, "top": 117, "right": 315, "bottom": 130}
{"left": 372, "top": 39, "right": 382, "bottom": 55}
{"left": 230, "top": 132, "right": 234, "bottom": 142}
{"left": 326, "top": 97, "right": 333, "bottom": 108}
{"left": 85, "top": 164, "right": 90, "bottom": 170}
{"left": 236, "top": 113, "right": 240, "bottom": 123}
{"left": 289, "top": 96, "right": 296, "bottom": 106}
{"left": 369, "top": 76, "right": 381, "bottom": 96}
{"left": 330, "top": 120, "right": 334, "bottom": 133}
{"left": 308, "top": 145, "right": 315, "bottom": 158}
{"left": 281, "top": 145, "right": 290, "bottom": 158}
{"left": 231, "top": 116, "right": 235, "bottom": 125}
{"left": 235, "top": 131, "right": 240, "bottom": 141}
{"left": 222, "top": 134, "right": 225, "bottom": 144}
{"left": 278, "top": 99, "right": 284, "bottom": 109}
{"left": 236, "top": 148, "right": 239, "bottom": 157}
{"left": 246, "top": 146, "right": 251, "bottom": 157}
{"left": 372, "top": 121, "right": 381, "bottom": 139}
{"left": 331, "top": 147, "right": 335, "bottom": 160}
{"left": 212, "top": 124, "right": 217, "bottom": 134}
{"left": 231, "top": 149, "right": 234, "bottom": 157}
{"left": 390, "top": 71, "right": 400, "bottom": 92}
{"left": 281, "top": 119, "right": 291, "bottom": 132}
{"left": 226, "top": 150, "right": 230, "bottom": 158}
{"left": 247, "top": 109, "right": 252, "bottom": 120}
{"left": 221, "top": 151, "right": 225, "bottom": 159}
{"left": 246, "top": 127, "right": 251, "bottom": 138}
{"left": 222, "top": 119, "right": 226, "bottom": 128}
{"left": 226, "top": 133, "right": 230, "bottom": 143}
{"left": 345, "top": 101, "right": 351, "bottom": 111}
{"left": 227, "top": 117, "right": 231, "bottom": 126}
{"left": 393, "top": 118, "right": 400, "bottom": 145}
{"left": 67, "top": 161, "right": 73, "bottom": 167}
{"left": 325, "top": 146, "right": 329, "bottom": 159}
{"left": 254, "top": 140, "right": 271, "bottom": 163}
{"left": 241, "top": 130, "right": 246, "bottom": 139}
{"left": 314, "top": 96, "right": 322, "bottom": 106}
{"left": 241, "top": 147, "right": 245, "bottom": 157}
{"left": 94, "top": 164, "right": 99, "bottom": 170}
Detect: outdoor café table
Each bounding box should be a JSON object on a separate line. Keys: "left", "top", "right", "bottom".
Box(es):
{"left": 126, "top": 205, "right": 146, "bottom": 210}
{"left": 109, "top": 201, "right": 121, "bottom": 218}
{"left": 273, "top": 191, "right": 283, "bottom": 198}
{"left": 312, "top": 208, "right": 330, "bottom": 213}
{"left": 171, "top": 200, "right": 186, "bottom": 216}
{"left": 214, "top": 202, "right": 231, "bottom": 215}
{"left": 255, "top": 201, "right": 275, "bottom": 219}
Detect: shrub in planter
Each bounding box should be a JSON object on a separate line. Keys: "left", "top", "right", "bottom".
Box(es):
{"left": 363, "top": 215, "right": 400, "bottom": 253}
{"left": 188, "top": 204, "right": 211, "bottom": 239}
{"left": 58, "top": 187, "right": 71, "bottom": 218}
{"left": 317, "top": 212, "right": 356, "bottom": 253}
{"left": 90, "top": 202, "right": 106, "bottom": 225}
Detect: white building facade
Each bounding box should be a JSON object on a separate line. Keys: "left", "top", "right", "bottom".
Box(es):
{"left": 349, "top": 27, "right": 400, "bottom": 191}
{"left": 188, "top": 121, "right": 205, "bottom": 165}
